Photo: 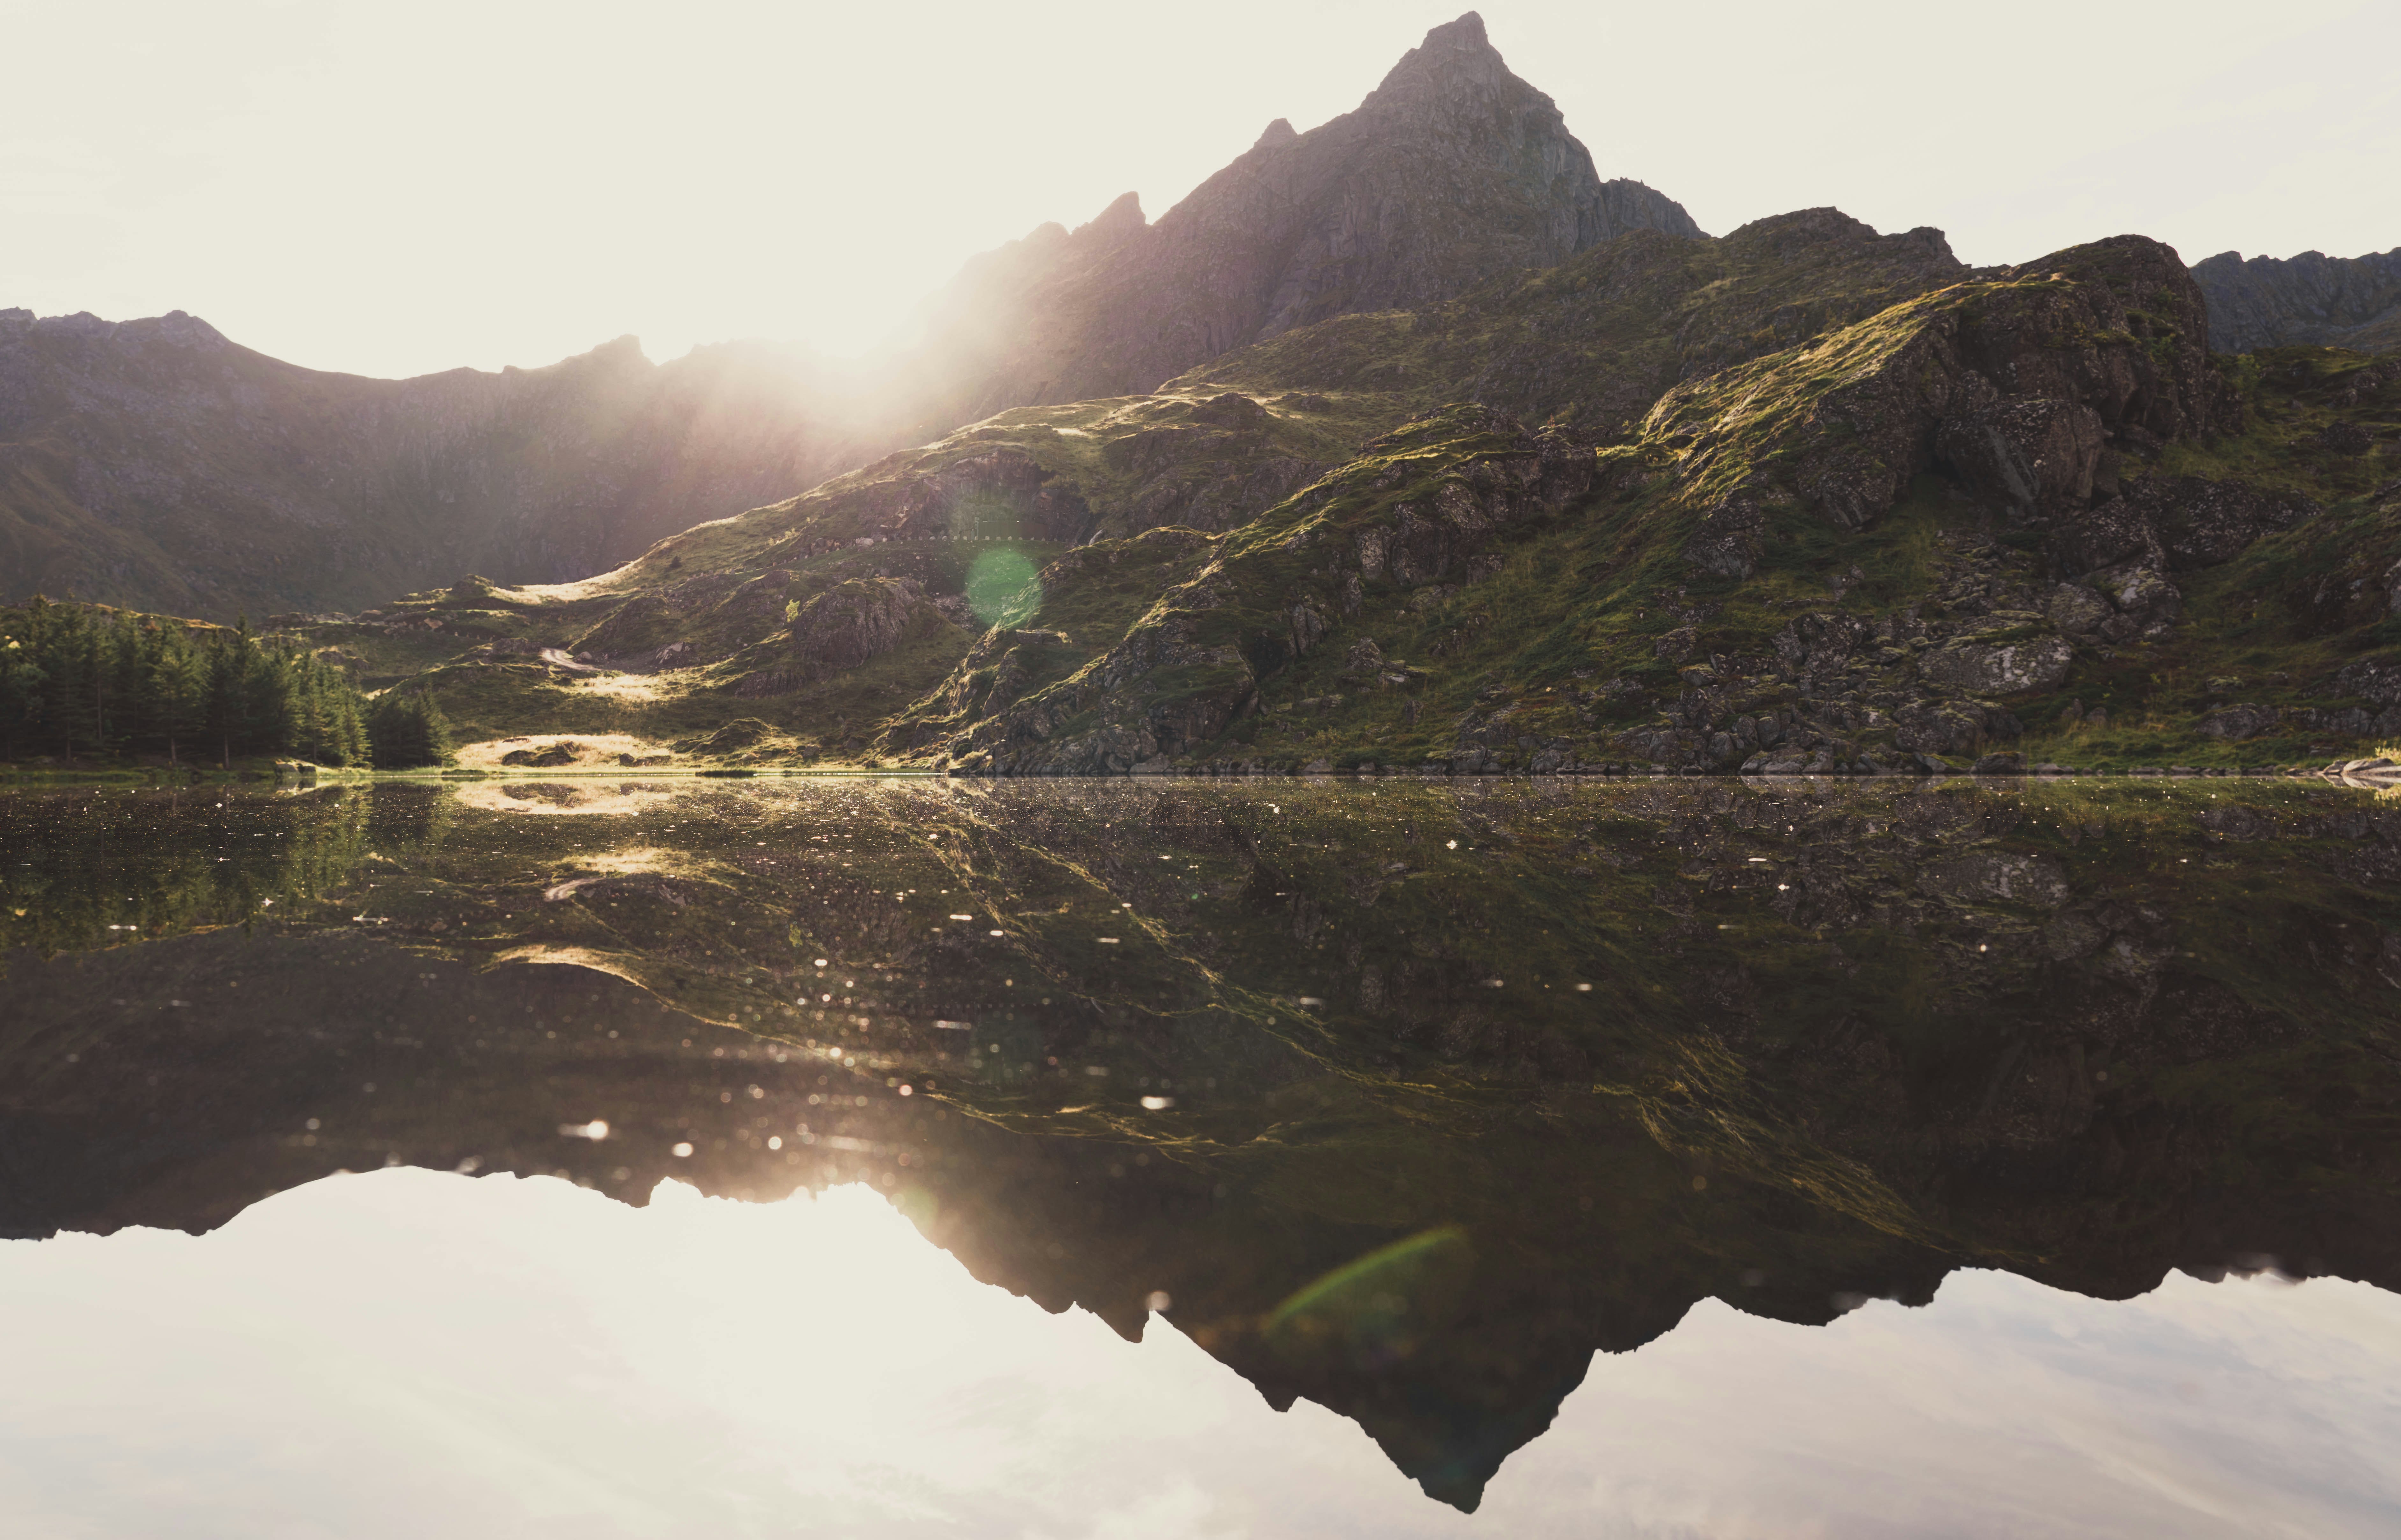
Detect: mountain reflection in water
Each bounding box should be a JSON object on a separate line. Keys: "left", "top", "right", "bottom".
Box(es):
{"left": 3, "top": 776, "right": 2399, "bottom": 1529}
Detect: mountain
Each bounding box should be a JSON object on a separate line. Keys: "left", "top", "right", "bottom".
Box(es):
{"left": 894, "top": 11, "right": 1701, "bottom": 431}
{"left": 309, "top": 203, "right": 2401, "bottom": 776}
{"left": 0, "top": 308, "right": 880, "bottom": 619}
{"left": 2190, "top": 246, "right": 2401, "bottom": 354}
{"left": 0, "top": 13, "right": 1701, "bottom": 625}
{"left": 10, "top": 11, "right": 2399, "bottom": 774}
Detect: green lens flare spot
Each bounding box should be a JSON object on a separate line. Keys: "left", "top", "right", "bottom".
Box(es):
{"left": 965, "top": 548, "right": 1040, "bottom": 627}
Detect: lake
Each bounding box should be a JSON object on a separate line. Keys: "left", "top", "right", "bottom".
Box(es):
{"left": 3, "top": 775, "right": 2399, "bottom": 1536}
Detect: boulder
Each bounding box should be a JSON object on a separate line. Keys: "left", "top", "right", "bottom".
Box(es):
{"left": 2049, "top": 499, "right": 2162, "bottom": 578}
{"left": 2045, "top": 583, "right": 2114, "bottom": 635}
{"left": 1918, "top": 637, "right": 2074, "bottom": 695}
{"left": 1936, "top": 398, "right": 2107, "bottom": 515}
{"left": 2134, "top": 476, "right": 2322, "bottom": 569}
{"left": 2336, "top": 654, "right": 2401, "bottom": 706}
{"left": 2195, "top": 704, "right": 2282, "bottom": 741}
{"left": 501, "top": 741, "right": 580, "bottom": 768}
{"left": 791, "top": 577, "right": 923, "bottom": 669}
{"left": 2092, "top": 563, "right": 2181, "bottom": 636}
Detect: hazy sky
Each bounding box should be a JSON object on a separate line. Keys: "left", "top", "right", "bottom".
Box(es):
{"left": 3, "top": 0, "right": 2395, "bottom": 380}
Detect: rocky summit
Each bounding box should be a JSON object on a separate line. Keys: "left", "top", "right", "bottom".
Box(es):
{"left": 2192, "top": 246, "right": 2401, "bottom": 355}
{"left": 897, "top": 11, "right": 1701, "bottom": 428}
{"left": 5, "top": 12, "right": 2400, "bottom": 777}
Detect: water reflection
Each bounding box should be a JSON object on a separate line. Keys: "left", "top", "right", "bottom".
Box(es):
{"left": 2, "top": 776, "right": 2398, "bottom": 1519}
{"left": 4, "top": 1170, "right": 2397, "bottom": 1537}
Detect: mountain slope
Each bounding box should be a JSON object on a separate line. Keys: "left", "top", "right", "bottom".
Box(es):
{"left": 0, "top": 309, "right": 879, "bottom": 619}
{"left": 2191, "top": 246, "right": 2401, "bottom": 354}
{"left": 312, "top": 223, "right": 2401, "bottom": 777}
{"left": 295, "top": 208, "right": 1963, "bottom": 750}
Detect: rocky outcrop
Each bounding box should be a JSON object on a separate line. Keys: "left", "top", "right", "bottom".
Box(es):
{"left": 1916, "top": 637, "right": 2075, "bottom": 695}
{"left": 1349, "top": 412, "right": 1596, "bottom": 589}
{"left": 790, "top": 578, "right": 922, "bottom": 669}
{"left": 942, "top": 406, "right": 1594, "bottom": 774}
{"left": 1657, "top": 234, "right": 2245, "bottom": 581}
{"left": 709, "top": 577, "right": 946, "bottom": 698}
{"left": 2190, "top": 247, "right": 2401, "bottom": 354}
{"left": 2116, "top": 476, "right": 2322, "bottom": 571}
{"left": 1099, "top": 394, "right": 1332, "bottom": 537}
{"left": 2336, "top": 654, "right": 2401, "bottom": 707}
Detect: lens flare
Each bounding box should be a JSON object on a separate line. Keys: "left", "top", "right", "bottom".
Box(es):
{"left": 965, "top": 548, "right": 1040, "bottom": 627}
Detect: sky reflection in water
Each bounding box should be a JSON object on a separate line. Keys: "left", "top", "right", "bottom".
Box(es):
{"left": 2, "top": 1169, "right": 2397, "bottom": 1538}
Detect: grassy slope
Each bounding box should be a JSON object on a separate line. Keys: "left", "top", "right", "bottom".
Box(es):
{"left": 265, "top": 216, "right": 2398, "bottom": 772}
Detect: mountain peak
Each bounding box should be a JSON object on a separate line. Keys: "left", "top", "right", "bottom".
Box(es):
{"left": 1420, "top": 10, "right": 1488, "bottom": 50}
{"left": 1372, "top": 10, "right": 1509, "bottom": 99}
{"left": 1074, "top": 191, "right": 1145, "bottom": 242}
{"left": 907, "top": 9, "right": 1700, "bottom": 414}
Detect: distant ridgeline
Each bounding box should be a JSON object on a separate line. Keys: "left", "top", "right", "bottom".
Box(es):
{"left": 0, "top": 598, "right": 449, "bottom": 769}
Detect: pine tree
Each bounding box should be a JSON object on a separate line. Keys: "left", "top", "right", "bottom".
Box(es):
{"left": 0, "top": 599, "right": 378, "bottom": 768}
{"left": 0, "top": 633, "right": 45, "bottom": 754}
{"left": 365, "top": 688, "right": 454, "bottom": 768}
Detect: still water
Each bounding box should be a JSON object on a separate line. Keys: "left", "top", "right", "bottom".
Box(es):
{"left": 3, "top": 775, "right": 2399, "bottom": 1536}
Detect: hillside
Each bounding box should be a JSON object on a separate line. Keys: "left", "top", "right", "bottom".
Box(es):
{"left": 303, "top": 212, "right": 2401, "bottom": 775}
{"left": 9, "top": 7, "right": 2396, "bottom": 775}
{"left": 0, "top": 311, "right": 879, "bottom": 619}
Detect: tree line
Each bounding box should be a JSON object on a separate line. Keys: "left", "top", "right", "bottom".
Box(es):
{"left": 0, "top": 598, "right": 451, "bottom": 768}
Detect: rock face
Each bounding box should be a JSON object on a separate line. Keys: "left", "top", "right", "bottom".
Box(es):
{"left": 2189, "top": 247, "right": 2401, "bottom": 354}
{"left": 905, "top": 11, "right": 1702, "bottom": 421}
{"left": 1917, "top": 638, "right": 2075, "bottom": 696}
{"left": 727, "top": 576, "right": 933, "bottom": 697}
{"left": 789, "top": 577, "right": 922, "bottom": 670}
{"left": 1656, "top": 234, "right": 2249, "bottom": 582}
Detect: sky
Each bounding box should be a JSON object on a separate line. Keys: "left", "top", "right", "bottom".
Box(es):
{"left": 4, "top": 1169, "right": 2399, "bottom": 1535}
{"left": 3, "top": 0, "right": 2396, "bottom": 381}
